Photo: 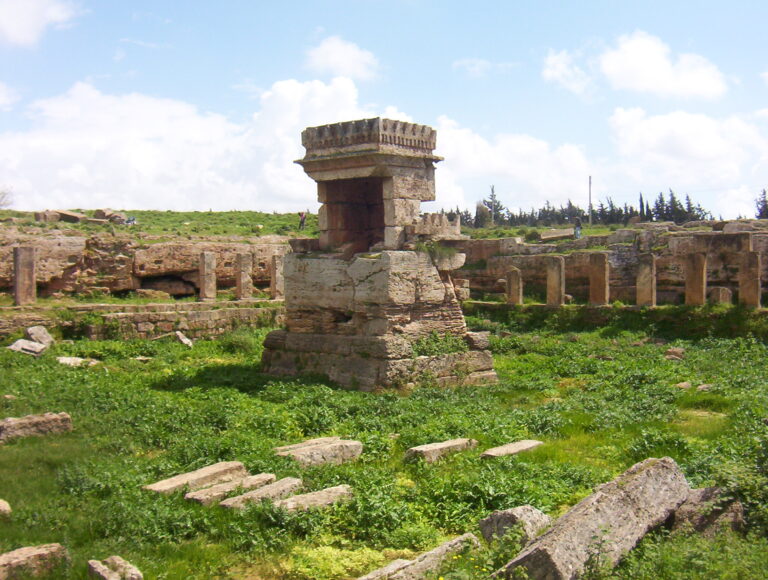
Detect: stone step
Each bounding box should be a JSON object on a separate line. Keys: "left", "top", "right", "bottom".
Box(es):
{"left": 274, "top": 437, "right": 363, "bottom": 467}
{"left": 480, "top": 439, "right": 543, "bottom": 458}
{"left": 219, "top": 477, "right": 303, "bottom": 510}
{"left": 184, "top": 473, "right": 276, "bottom": 506}
{"left": 405, "top": 438, "right": 477, "bottom": 463}
{"left": 143, "top": 461, "right": 247, "bottom": 494}
{"left": 273, "top": 484, "right": 353, "bottom": 512}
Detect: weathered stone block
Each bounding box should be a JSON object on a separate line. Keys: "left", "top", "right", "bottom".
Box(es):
{"left": 546, "top": 256, "right": 565, "bottom": 307}
{"left": 388, "top": 534, "right": 480, "bottom": 580}
{"left": 7, "top": 339, "right": 48, "bottom": 357}
{"left": 234, "top": 253, "right": 253, "bottom": 300}
{"left": 481, "top": 439, "right": 543, "bottom": 458}
{"left": 143, "top": 461, "right": 247, "bottom": 494}
{"left": 636, "top": 254, "right": 657, "bottom": 307}
{"left": 88, "top": 555, "right": 143, "bottom": 580}
{"left": 357, "top": 559, "right": 412, "bottom": 580}
{"left": 219, "top": 477, "right": 303, "bottom": 510}
{"left": 13, "top": 247, "right": 36, "bottom": 306}
{"left": 25, "top": 326, "right": 55, "bottom": 347}
{"left": 496, "top": 457, "right": 690, "bottom": 579}
{"left": 269, "top": 254, "right": 284, "bottom": 299}
{"left": 405, "top": 438, "right": 477, "bottom": 463}
{"left": 198, "top": 251, "right": 217, "bottom": 301}
{"left": 672, "top": 487, "right": 745, "bottom": 536}
{"left": 0, "top": 412, "right": 72, "bottom": 443}
{"left": 0, "top": 544, "right": 69, "bottom": 578}
{"left": 273, "top": 484, "right": 353, "bottom": 512}
{"left": 506, "top": 267, "right": 523, "bottom": 305}
{"left": 184, "top": 473, "right": 276, "bottom": 506}
{"left": 589, "top": 253, "right": 610, "bottom": 306}
{"left": 274, "top": 437, "right": 363, "bottom": 466}
{"left": 479, "top": 505, "right": 551, "bottom": 544}
{"left": 684, "top": 252, "right": 707, "bottom": 306}
{"left": 0, "top": 500, "right": 10, "bottom": 517}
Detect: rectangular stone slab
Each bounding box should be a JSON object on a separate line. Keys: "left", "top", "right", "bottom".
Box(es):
{"left": 103, "top": 555, "right": 143, "bottom": 580}
{"left": 143, "top": 461, "right": 247, "bottom": 494}
{"left": 0, "top": 544, "right": 69, "bottom": 579}
{"left": 481, "top": 440, "right": 543, "bottom": 458}
{"left": 0, "top": 412, "right": 72, "bottom": 443}
{"left": 88, "top": 560, "right": 121, "bottom": 580}
{"left": 219, "top": 477, "right": 303, "bottom": 510}
{"left": 273, "top": 484, "right": 353, "bottom": 512}
{"left": 184, "top": 473, "right": 276, "bottom": 506}
{"left": 405, "top": 438, "right": 478, "bottom": 463}
{"left": 6, "top": 339, "right": 48, "bottom": 357}
{"left": 273, "top": 436, "right": 341, "bottom": 453}
{"left": 496, "top": 457, "right": 690, "bottom": 579}
{"left": 357, "top": 559, "right": 412, "bottom": 580}
{"left": 389, "top": 533, "right": 480, "bottom": 579}
{"left": 276, "top": 439, "right": 363, "bottom": 467}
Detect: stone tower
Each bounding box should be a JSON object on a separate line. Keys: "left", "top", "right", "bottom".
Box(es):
{"left": 261, "top": 118, "right": 496, "bottom": 389}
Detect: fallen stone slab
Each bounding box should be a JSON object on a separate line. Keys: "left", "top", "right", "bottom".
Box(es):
{"left": 0, "top": 499, "right": 10, "bottom": 517}
{"left": 357, "top": 559, "right": 412, "bottom": 580}
{"left": 219, "top": 477, "right": 302, "bottom": 510}
{"left": 185, "top": 473, "right": 276, "bottom": 506}
{"left": 479, "top": 505, "right": 551, "bottom": 545}
{"left": 25, "top": 326, "right": 55, "bottom": 347}
{"left": 388, "top": 533, "right": 481, "bottom": 579}
{"left": 0, "top": 412, "right": 73, "bottom": 443}
{"left": 56, "top": 209, "right": 87, "bottom": 223}
{"left": 175, "top": 331, "right": 193, "bottom": 348}
{"left": 57, "top": 356, "right": 98, "bottom": 367}
{"left": 481, "top": 440, "right": 543, "bottom": 459}
{"left": 273, "top": 484, "right": 353, "bottom": 512}
{"left": 88, "top": 560, "right": 120, "bottom": 580}
{"left": 0, "top": 543, "right": 69, "bottom": 578}
{"left": 102, "top": 556, "right": 143, "bottom": 580}
{"left": 274, "top": 437, "right": 363, "bottom": 467}
{"left": 672, "top": 487, "right": 745, "bottom": 536}
{"left": 496, "top": 457, "right": 690, "bottom": 579}
{"left": 405, "top": 438, "right": 477, "bottom": 463}
{"left": 143, "top": 461, "right": 247, "bottom": 494}
{"left": 7, "top": 339, "right": 48, "bottom": 357}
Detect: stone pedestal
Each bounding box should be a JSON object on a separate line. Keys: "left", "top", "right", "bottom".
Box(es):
{"left": 685, "top": 252, "right": 707, "bottom": 306}
{"left": 269, "top": 255, "right": 284, "bottom": 299}
{"left": 546, "top": 256, "right": 565, "bottom": 307}
{"left": 198, "top": 251, "right": 217, "bottom": 301}
{"left": 505, "top": 268, "right": 523, "bottom": 305}
{"left": 739, "top": 251, "right": 761, "bottom": 308}
{"left": 636, "top": 254, "right": 656, "bottom": 307}
{"left": 234, "top": 253, "right": 253, "bottom": 300}
{"left": 13, "top": 247, "right": 36, "bottom": 306}
{"left": 588, "top": 253, "right": 609, "bottom": 306}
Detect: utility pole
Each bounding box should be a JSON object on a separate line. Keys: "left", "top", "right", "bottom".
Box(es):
{"left": 588, "top": 175, "right": 593, "bottom": 227}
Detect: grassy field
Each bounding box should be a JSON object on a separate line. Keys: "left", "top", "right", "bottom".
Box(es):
{"left": 1, "top": 314, "right": 768, "bottom": 578}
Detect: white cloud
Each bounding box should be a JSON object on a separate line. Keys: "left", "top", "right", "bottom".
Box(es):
{"left": 0, "top": 0, "right": 77, "bottom": 47}
{"left": 0, "top": 82, "right": 19, "bottom": 111}
{"left": 600, "top": 31, "right": 727, "bottom": 99}
{"left": 453, "top": 58, "right": 517, "bottom": 78}
{"left": 305, "top": 36, "right": 379, "bottom": 81}
{"left": 542, "top": 49, "right": 592, "bottom": 95}
{"left": 761, "top": 71, "right": 768, "bottom": 86}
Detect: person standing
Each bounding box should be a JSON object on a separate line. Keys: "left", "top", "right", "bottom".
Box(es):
{"left": 298, "top": 211, "right": 306, "bottom": 230}
{"left": 574, "top": 217, "right": 582, "bottom": 239}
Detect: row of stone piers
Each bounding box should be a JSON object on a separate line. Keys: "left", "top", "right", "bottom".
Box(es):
{"left": 10, "top": 248, "right": 284, "bottom": 306}
{"left": 504, "top": 252, "right": 762, "bottom": 308}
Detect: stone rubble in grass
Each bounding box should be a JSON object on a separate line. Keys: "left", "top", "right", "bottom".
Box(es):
{"left": 0, "top": 499, "right": 10, "bottom": 517}
{"left": 57, "top": 356, "right": 98, "bottom": 367}
{"left": 674, "top": 381, "right": 692, "bottom": 390}
{"left": 696, "top": 383, "right": 713, "bottom": 392}
{"left": 479, "top": 505, "right": 551, "bottom": 545}
{"left": 664, "top": 347, "right": 685, "bottom": 360}
{"left": 7, "top": 339, "right": 48, "bottom": 357}
{"left": 481, "top": 440, "right": 543, "bottom": 459}
{"left": 405, "top": 438, "right": 477, "bottom": 463}
{"left": 273, "top": 484, "right": 353, "bottom": 512}
{"left": 2, "top": 395, "right": 16, "bottom": 401}
{"left": 274, "top": 436, "right": 363, "bottom": 467}
{"left": 101, "top": 556, "right": 143, "bottom": 580}
{"left": 0, "top": 412, "right": 73, "bottom": 443}
{"left": 185, "top": 473, "right": 276, "bottom": 506}
{"left": 25, "top": 326, "right": 55, "bottom": 347}
{"left": 0, "top": 543, "right": 69, "bottom": 578}
{"left": 388, "top": 533, "right": 480, "bottom": 580}
{"left": 219, "top": 477, "right": 303, "bottom": 510}
{"left": 143, "top": 461, "right": 248, "bottom": 494}
{"left": 175, "top": 331, "right": 194, "bottom": 347}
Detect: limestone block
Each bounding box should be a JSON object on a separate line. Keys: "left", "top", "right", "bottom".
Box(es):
{"left": 506, "top": 267, "right": 523, "bottom": 305}
{"left": 684, "top": 252, "right": 707, "bottom": 306}
{"left": 481, "top": 440, "right": 543, "bottom": 459}
{"left": 672, "top": 487, "right": 745, "bottom": 536}
{"left": 539, "top": 228, "right": 574, "bottom": 241}
{"left": 24, "top": 326, "right": 54, "bottom": 347}
{"left": 388, "top": 533, "right": 480, "bottom": 580}
{"left": 739, "top": 251, "right": 761, "bottom": 308}
{"left": 273, "top": 484, "right": 353, "bottom": 512}
{"left": 479, "top": 505, "right": 552, "bottom": 544}
{"left": 405, "top": 438, "right": 478, "bottom": 463}
{"left": 383, "top": 226, "right": 405, "bottom": 249}
{"left": 274, "top": 437, "right": 363, "bottom": 467}
{"left": 88, "top": 560, "right": 120, "bottom": 580}
{"left": 175, "top": 331, "right": 193, "bottom": 348}
{"left": 234, "top": 253, "right": 253, "bottom": 300}
{"left": 7, "top": 339, "right": 48, "bottom": 357}
{"left": 13, "top": 246, "right": 36, "bottom": 306}
{"left": 57, "top": 356, "right": 98, "bottom": 367}
{"left": 636, "top": 254, "right": 657, "bottom": 307}
{"left": 589, "top": 253, "right": 610, "bottom": 306}
{"left": 143, "top": 461, "right": 247, "bottom": 494}
{"left": 219, "top": 477, "right": 303, "bottom": 510}
{"left": 431, "top": 252, "right": 466, "bottom": 272}
{"left": 0, "top": 500, "right": 10, "bottom": 516}
{"left": 496, "top": 457, "right": 690, "bottom": 579}
{"left": 184, "top": 473, "right": 276, "bottom": 506}
{"left": 546, "top": 256, "right": 565, "bottom": 307}
{"left": 198, "top": 251, "right": 217, "bottom": 301}
{"left": 269, "top": 254, "right": 284, "bottom": 299}
{"left": 384, "top": 199, "right": 421, "bottom": 228}
{"left": 56, "top": 209, "right": 86, "bottom": 223}
{"left": 357, "top": 559, "right": 412, "bottom": 580}
{"left": 102, "top": 556, "right": 143, "bottom": 580}
{"left": 283, "top": 255, "right": 353, "bottom": 310}
{"left": 464, "top": 331, "right": 490, "bottom": 350}
{"left": 0, "top": 544, "right": 69, "bottom": 578}
{"left": 0, "top": 412, "right": 73, "bottom": 443}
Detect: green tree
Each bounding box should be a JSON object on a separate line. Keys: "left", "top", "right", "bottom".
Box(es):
{"left": 756, "top": 189, "right": 768, "bottom": 219}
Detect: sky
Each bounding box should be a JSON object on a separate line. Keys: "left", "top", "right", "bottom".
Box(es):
{"left": 1, "top": 0, "right": 767, "bottom": 218}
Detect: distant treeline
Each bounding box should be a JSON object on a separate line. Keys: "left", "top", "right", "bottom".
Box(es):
{"left": 446, "top": 188, "right": 768, "bottom": 228}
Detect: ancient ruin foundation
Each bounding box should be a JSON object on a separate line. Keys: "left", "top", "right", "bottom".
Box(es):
{"left": 261, "top": 118, "right": 496, "bottom": 389}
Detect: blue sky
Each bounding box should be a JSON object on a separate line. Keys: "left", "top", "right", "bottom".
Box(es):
{"left": 1, "top": 0, "right": 767, "bottom": 218}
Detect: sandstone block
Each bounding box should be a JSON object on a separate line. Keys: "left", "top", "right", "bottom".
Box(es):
{"left": 219, "top": 477, "right": 303, "bottom": 510}
{"left": 7, "top": 339, "right": 48, "bottom": 357}
{"left": 0, "top": 412, "right": 72, "bottom": 443}
{"left": 274, "top": 437, "right": 363, "bottom": 467}
{"left": 0, "top": 544, "right": 69, "bottom": 578}
{"left": 388, "top": 533, "right": 480, "bottom": 579}
{"left": 481, "top": 440, "right": 543, "bottom": 458}
{"left": 0, "top": 500, "right": 10, "bottom": 516}
{"left": 273, "top": 484, "right": 353, "bottom": 512}
{"left": 405, "top": 438, "right": 477, "bottom": 463}
{"left": 479, "top": 505, "right": 551, "bottom": 544}
{"left": 185, "top": 473, "right": 276, "bottom": 506}
{"left": 144, "top": 461, "right": 247, "bottom": 494}
{"left": 672, "top": 487, "right": 745, "bottom": 536}
{"left": 496, "top": 457, "right": 690, "bottom": 579}
{"left": 25, "top": 326, "right": 54, "bottom": 347}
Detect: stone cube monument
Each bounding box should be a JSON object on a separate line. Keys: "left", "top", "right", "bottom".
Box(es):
{"left": 261, "top": 118, "right": 496, "bottom": 390}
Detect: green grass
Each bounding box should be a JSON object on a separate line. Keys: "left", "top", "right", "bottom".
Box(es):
{"left": 0, "top": 323, "right": 767, "bottom": 578}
